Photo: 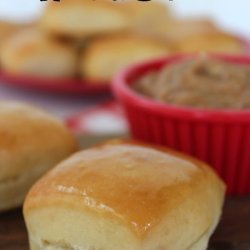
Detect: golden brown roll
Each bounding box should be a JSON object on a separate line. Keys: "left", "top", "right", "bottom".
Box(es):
{"left": 121, "top": 0, "right": 171, "bottom": 34}
{"left": 158, "top": 18, "right": 217, "bottom": 42}
{"left": 175, "top": 31, "right": 245, "bottom": 54}
{"left": 0, "top": 102, "right": 78, "bottom": 212}
{"left": 0, "top": 20, "right": 21, "bottom": 48}
{"left": 0, "top": 20, "right": 17, "bottom": 36}
{"left": 0, "top": 29, "right": 77, "bottom": 78}
{"left": 24, "top": 140, "right": 225, "bottom": 250}
{"left": 81, "top": 34, "right": 172, "bottom": 82}
{"left": 40, "top": 0, "right": 131, "bottom": 39}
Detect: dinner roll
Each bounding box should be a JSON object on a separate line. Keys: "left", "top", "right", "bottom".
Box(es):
{"left": 81, "top": 34, "right": 172, "bottom": 82}
{"left": 176, "top": 31, "right": 244, "bottom": 54}
{"left": 156, "top": 18, "right": 217, "bottom": 42}
{"left": 24, "top": 140, "right": 225, "bottom": 250}
{"left": 0, "top": 29, "right": 77, "bottom": 78}
{"left": 0, "top": 102, "right": 78, "bottom": 212}
{"left": 0, "top": 20, "right": 20, "bottom": 48}
{"left": 121, "top": 0, "right": 171, "bottom": 34}
{"left": 40, "top": 0, "right": 131, "bottom": 39}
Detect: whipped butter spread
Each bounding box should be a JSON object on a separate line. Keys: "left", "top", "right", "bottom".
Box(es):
{"left": 134, "top": 55, "right": 250, "bottom": 109}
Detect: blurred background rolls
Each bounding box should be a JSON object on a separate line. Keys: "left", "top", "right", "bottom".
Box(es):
{"left": 175, "top": 31, "right": 245, "bottom": 54}
{"left": 81, "top": 34, "right": 172, "bottom": 82}
{"left": 0, "top": 1, "right": 247, "bottom": 83}
{"left": 0, "top": 20, "right": 20, "bottom": 48}
{"left": 40, "top": 0, "right": 131, "bottom": 39}
{"left": 0, "top": 29, "right": 78, "bottom": 78}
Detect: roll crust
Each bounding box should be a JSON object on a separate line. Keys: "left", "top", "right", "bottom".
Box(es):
{"left": 0, "top": 20, "right": 22, "bottom": 48}
{"left": 175, "top": 31, "right": 244, "bottom": 54}
{"left": 24, "top": 140, "right": 225, "bottom": 250}
{"left": 0, "top": 29, "right": 77, "bottom": 78}
{"left": 0, "top": 102, "right": 78, "bottom": 212}
{"left": 156, "top": 18, "right": 217, "bottom": 42}
{"left": 81, "top": 34, "right": 172, "bottom": 82}
{"left": 40, "top": 0, "right": 131, "bottom": 38}
{"left": 120, "top": 0, "right": 171, "bottom": 34}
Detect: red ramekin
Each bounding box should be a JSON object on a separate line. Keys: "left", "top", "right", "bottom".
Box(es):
{"left": 112, "top": 54, "right": 250, "bottom": 195}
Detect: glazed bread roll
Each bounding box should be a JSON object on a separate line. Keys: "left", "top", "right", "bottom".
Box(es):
{"left": 40, "top": 0, "right": 131, "bottom": 39}
{"left": 81, "top": 34, "right": 172, "bottom": 82}
{"left": 0, "top": 102, "right": 78, "bottom": 212}
{"left": 24, "top": 140, "right": 225, "bottom": 250}
{"left": 0, "top": 29, "right": 77, "bottom": 78}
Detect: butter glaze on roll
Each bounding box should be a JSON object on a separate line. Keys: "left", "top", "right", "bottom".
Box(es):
{"left": 0, "top": 102, "right": 78, "bottom": 212}
{"left": 24, "top": 140, "right": 225, "bottom": 250}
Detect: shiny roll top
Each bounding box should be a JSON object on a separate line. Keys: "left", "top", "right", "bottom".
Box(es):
{"left": 24, "top": 140, "right": 225, "bottom": 250}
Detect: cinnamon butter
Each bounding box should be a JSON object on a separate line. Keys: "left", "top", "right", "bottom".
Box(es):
{"left": 134, "top": 55, "right": 250, "bottom": 109}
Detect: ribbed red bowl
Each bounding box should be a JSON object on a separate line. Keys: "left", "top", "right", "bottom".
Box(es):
{"left": 112, "top": 54, "right": 250, "bottom": 195}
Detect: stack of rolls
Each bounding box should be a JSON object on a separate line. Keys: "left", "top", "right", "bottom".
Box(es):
{"left": 0, "top": 0, "right": 245, "bottom": 83}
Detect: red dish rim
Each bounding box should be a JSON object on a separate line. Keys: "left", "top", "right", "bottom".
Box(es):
{"left": 112, "top": 53, "right": 250, "bottom": 122}
{"left": 0, "top": 71, "right": 110, "bottom": 95}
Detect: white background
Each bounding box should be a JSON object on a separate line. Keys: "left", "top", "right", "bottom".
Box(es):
{"left": 0, "top": 0, "right": 249, "bottom": 37}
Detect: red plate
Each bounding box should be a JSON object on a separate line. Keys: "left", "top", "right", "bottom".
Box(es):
{"left": 0, "top": 71, "right": 110, "bottom": 95}
{"left": 0, "top": 36, "right": 248, "bottom": 95}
